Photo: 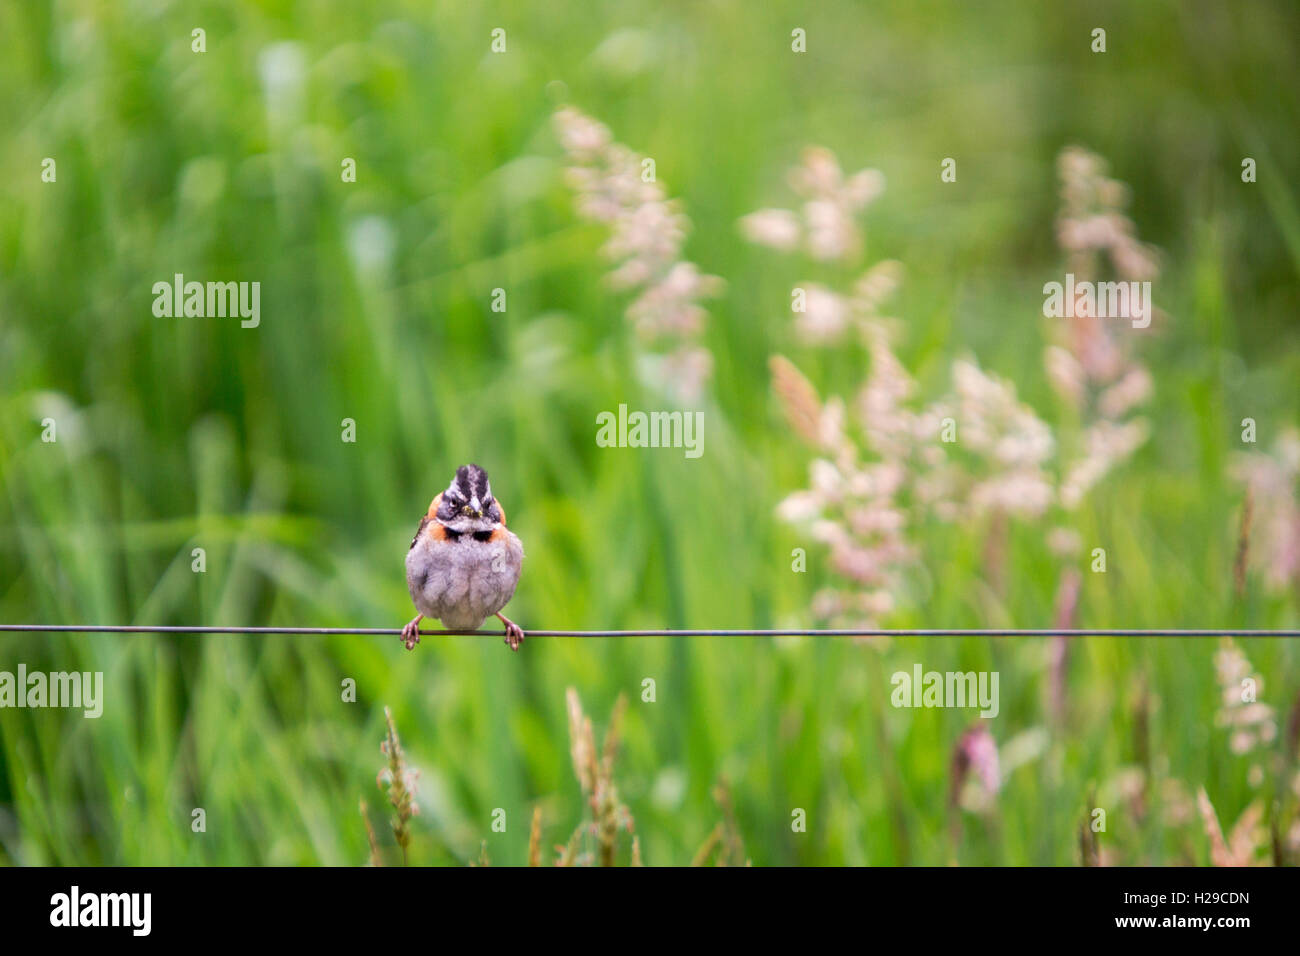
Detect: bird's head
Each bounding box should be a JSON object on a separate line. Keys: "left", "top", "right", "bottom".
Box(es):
{"left": 434, "top": 463, "right": 504, "bottom": 533}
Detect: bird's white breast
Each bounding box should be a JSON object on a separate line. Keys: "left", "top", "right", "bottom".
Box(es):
{"left": 406, "top": 527, "right": 523, "bottom": 630}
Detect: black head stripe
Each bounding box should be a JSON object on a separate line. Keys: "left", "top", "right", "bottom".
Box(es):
{"left": 454, "top": 464, "right": 491, "bottom": 504}
{"left": 439, "top": 464, "right": 497, "bottom": 526}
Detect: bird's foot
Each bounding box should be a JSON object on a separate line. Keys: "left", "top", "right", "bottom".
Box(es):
{"left": 497, "top": 612, "right": 525, "bottom": 651}
{"left": 401, "top": 614, "right": 423, "bottom": 650}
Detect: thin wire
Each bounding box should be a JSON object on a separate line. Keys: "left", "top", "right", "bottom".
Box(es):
{"left": 0, "top": 625, "right": 1297, "bottom": 637}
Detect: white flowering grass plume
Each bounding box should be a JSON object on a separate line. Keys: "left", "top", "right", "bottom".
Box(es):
{"left": 751, "top": 148, "right": 1058, "bottom": 626}
{"left": 740, "top": 146, "right": 885, "bottom": 264}
{"left": 1214, "top": 639, "right": 1277, "bottom": 767}
{"left": 1046, "top": 147, "right": 1157, "bottom": 512}
{"left": 1088, "top": 640, "right": 1297, "bottom": 866}
{"left": 750, "top": 150, "right": 920, "bottom": 627}
{"left": 1037, "top": 148, "right": 1162, "bottom": 721}
{"left": 1231, "top": 429, "right": 1300, "bottom": 596}
{"left": 554, "top": 107, "right": 723, "bottom": 403}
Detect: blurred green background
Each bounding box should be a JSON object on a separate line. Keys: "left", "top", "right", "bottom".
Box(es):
{"left": 1, "top": 0, "right": 1298, "bottom": 865}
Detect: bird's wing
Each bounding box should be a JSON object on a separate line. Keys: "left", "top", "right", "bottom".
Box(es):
{"left": 409, "top": 515, "right": 430, "bottom": 551}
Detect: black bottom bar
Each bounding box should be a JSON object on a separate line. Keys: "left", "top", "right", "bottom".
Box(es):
{"left": 0, "top": 865, "right": 1276, "bottom": 940}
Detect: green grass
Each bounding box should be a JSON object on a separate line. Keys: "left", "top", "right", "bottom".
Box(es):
{"left": 1, "top": 0, "right": 1298, "bottom": 865}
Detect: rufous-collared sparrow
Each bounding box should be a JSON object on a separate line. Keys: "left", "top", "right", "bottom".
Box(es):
{"left": 402, "top": 464, "right": 525, "bottom": 650}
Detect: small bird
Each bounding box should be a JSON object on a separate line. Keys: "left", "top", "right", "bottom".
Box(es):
{"left": 402, "top": 464, "right": 526, "bottom": 650}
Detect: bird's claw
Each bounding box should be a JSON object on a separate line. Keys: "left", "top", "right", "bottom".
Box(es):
{"left": 498, "top": 615, "right": 525, "bottom": 651}
{"left": 401, "top": 616, "right": 423, "bottom": 651}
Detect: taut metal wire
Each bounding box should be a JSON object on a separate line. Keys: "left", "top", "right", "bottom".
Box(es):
{"left": 0, "top": 625, "right": 1297, "bottom": 638}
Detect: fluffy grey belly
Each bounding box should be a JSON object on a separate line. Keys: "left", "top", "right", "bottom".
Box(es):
{"left": 406, "top": 531, "right": 523, "bottom": 629}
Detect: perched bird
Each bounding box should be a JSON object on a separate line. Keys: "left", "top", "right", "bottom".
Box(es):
{"left": 402, "top": 464, "right": 526, "bottom": 650}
